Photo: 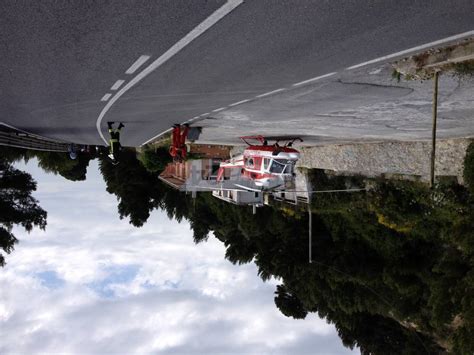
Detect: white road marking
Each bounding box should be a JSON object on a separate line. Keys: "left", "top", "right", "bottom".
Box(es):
{"left": 292, "top": 72, "right": 337, "bottom": 87}
{"left": 111, "top": 80, "right": 125, "bottom": 91}
{"left": 125, "top": 55, "right": 151, "bottom": 74}
{"left": 101, "top": 93, "right": 112, "bottom": 102}
{"left": 255, "top": 88, "right": 285, "bottom": 98}
{"left": 142, "top": 128, "right": 173, "bottom": 146}
{"left": 96, "top": 0, "right": 244, "bottom": 144}
{"left": 369, "top": 68, "right": 383, "bottom": 75}
{"left": 228, "top": 99, "right": 251, "bottom": 107}
{"left": 346, "top": 30, "right": 474, "bottom": 70}
{"left": 200, "top": 112, "right": 210, "bottom": 116}
{"left": 212, "top": 107, "right": 226, "bottom": 112}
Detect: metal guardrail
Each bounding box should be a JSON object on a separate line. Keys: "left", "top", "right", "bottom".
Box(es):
{"left": 0, "top": 131, "right": 70, "bottom": 152}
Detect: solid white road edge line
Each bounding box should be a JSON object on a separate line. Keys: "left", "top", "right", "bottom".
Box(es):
{"left": 212, "top": 107, "right": 226, "bottom": 112}
{"left": 346, "top": 30, "right": 474, "bottom": 70}
{"left": 96, "top": 0, "right": 244, "bottom": 145}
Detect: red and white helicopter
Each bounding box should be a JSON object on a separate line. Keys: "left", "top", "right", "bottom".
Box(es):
{"left": 216, "top": 135, "right": 302, "bottom": 191}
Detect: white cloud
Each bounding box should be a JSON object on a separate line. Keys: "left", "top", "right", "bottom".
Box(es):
{"left": 0, "top": 159, "right": 355, "bottom": 354}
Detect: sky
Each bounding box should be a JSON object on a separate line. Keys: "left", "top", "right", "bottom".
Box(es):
{"left": 0, "top": 159, "right": 356, "bottom": 354}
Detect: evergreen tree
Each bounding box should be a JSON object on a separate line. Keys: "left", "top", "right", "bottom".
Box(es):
{"left": 151, "top": 169, "right": 474, "bottom": 354}
{"left": 137, "top": 146, "right": 172, "bottom": 173}
{"left": 464, "top": 141, "right": 474, "bottom": 194}
{"left": 98, "top": 149, "right": 166, "bottom": 227}
{"left": 33, "top": 150, "right": 92, "bottom": 181}
{"left": 0, "top": 158, "right": 47, "bottom": 266}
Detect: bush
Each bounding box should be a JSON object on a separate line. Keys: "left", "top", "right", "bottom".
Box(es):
{"left": 138, "top": 146, "right": 171, "bottom": 173}
{"left": 453, "top": 60, "right": 474, "bottom": 78}
{"left": 463, "top": 142, "right": 474, "bottom": 194}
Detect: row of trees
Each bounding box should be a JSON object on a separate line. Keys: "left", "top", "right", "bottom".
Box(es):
{"left": 95, "top": 147, "right": 474, "bottom": 354}
{"left": 2, "top": 142, "right": 473, "bottom": 354}
{"left": 0, "top": 147, "right": 47, "bottom": 266}
{"left": 126, "top": 164, "right": 472, "bottom": 354}
{"left": 0, "top": 144, "right": 102, "bottom": 266}
{"left": 0, "top": 144, "right": 174, "bottom": 265}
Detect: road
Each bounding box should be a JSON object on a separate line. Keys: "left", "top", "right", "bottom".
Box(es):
{"left": 1, "top": 0, "right": 473, "bottom": 146}
{"left": 196, "top": 64, "right": 474, "bottom": 145}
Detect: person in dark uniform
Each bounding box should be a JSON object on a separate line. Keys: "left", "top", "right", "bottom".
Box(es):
{"left": 107, "top": 121, "right": 124, "bottom": 164}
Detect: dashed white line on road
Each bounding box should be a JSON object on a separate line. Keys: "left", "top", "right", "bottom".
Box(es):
{"left": 212, "top": 107, "right": 226, "bottom": 112}
{"left": 200, "top": 112, "right": 210, "bottom": 116}
{"left": 369, "top": 68, "right": 383, "bottom": 75}
{"left": 125, "top": 55, "right": 151, "bottom": 74}
{"left": 229, "top": 99, "right": 251, "bottom": 107}
{"left": 292, "top": 72, "right": 337, "bottom": 87}
{"left": 97, "top": 0, "right": 244, "bottom": 145}
{"left": 256, "top": 88, "right": 285, "bottom": 98}
{"left": 111, "top": 80, "right": 125, "bottom": 91}
{"left": 346, "top": 30, "right": 474, "bottom": 70}
{"left": 100, "top": 93, "right": 112, "bottom": 102}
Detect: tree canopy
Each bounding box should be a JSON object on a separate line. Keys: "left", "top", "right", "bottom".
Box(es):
{"left": 464, "top": 141, "right": 474, "bottom": 194}
{"left": 0, "top": 154, "right": 47, "bottom": 266}
{"left": 2, "top": 143, "right": 473, "bottom": 353}
{"left": 98, "top": 149, "right": 181, "bottom": 227}
{"left": 137, "top": 145, "right": 172, "bottom": 173}
{"left": 148, "top": 168, "right": 474, "bottom": 354}
{"left": 34, "top": 150, "right": 92, "bottom": 181}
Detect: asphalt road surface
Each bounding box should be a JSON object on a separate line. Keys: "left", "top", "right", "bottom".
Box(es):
{"left": 1, "top": 0, "right": 473, "bottom": 146}
{"left": 196, "top": 64, "right": 474, "bottom": 145}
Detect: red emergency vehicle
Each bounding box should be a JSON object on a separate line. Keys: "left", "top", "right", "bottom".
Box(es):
{"left": 217, "top": 136, "right": 302, "bottom": 190}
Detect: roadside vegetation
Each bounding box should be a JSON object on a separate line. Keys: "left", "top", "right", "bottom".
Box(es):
{"left": 463, "top": 141, "right": 474, "bottom": 193}
{"left": 0, "top": 147, "right": 47, "bottom": 266}
{"left": 2, "top": 145, "right": 474, "bottom": 354}
{"left": 452, "top": 60, "right": 474, "bottom": 78}
{"left": 137, "top": 145, "right": 171, "bottom": 173}
{"left": 391, "top": 39, "right": 474, "bottom": 81}
{"left": 96, "top": 150, "right": 474, "bottom": 354}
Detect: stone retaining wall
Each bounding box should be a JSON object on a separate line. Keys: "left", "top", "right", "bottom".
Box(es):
{"left": 298, "top": 139, "right": 471, "bottom": 183}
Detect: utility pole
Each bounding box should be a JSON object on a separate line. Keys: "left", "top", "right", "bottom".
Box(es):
{"left": 305, "top": 172, "right": 312, "bottom": 264}
{"left": 308, "top": 202, "right": 312, "bottom": 264}
{"left": 430, "top": 71, "right": 439, "bottom": 188}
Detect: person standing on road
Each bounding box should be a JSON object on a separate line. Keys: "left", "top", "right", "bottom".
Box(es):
{"left": 169, "top": 124, "right": 189, "bottom": 161}
{"left": 107, "top": 121, "right": 124, "bottom": 164}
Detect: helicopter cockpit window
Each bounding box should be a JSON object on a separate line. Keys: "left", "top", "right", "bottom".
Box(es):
{"left": 245, "top": 158, "right": 254, "bottom": 167}
{"left": 269, "top": 159, "right": 287, "bottom": 174}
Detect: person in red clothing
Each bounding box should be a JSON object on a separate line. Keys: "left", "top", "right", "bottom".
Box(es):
{"left": 169, "top": 124, "right": 189, "bottom": 161}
